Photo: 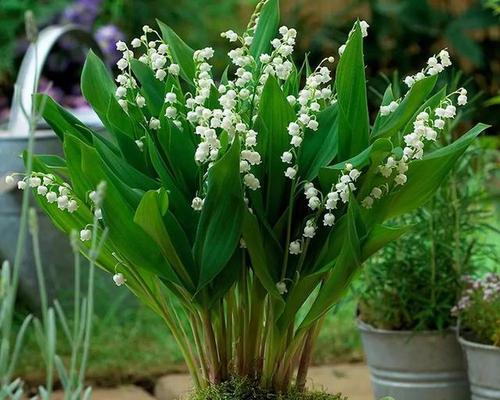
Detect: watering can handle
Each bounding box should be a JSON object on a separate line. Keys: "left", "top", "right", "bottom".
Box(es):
{"left": 7, "top": 25, "right": 103, "bottom": 137}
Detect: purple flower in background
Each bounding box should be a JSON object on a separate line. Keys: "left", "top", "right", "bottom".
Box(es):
{"left": 61, "top": 0, "right": 102, "bottom": 27}
{"left": 95, "top": 24, "right": 126, "bottom": 64}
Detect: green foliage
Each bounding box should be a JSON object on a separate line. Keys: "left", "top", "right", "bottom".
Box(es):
{"left": 359, "top": 142, "right": 498, "bottom": 331}
{"left": 27, "top": 0, "right": 484, "bottom": 392}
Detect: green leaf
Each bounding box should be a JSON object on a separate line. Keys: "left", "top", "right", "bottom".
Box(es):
{"left": 242, "top": 209, "right": 282, "bottom": 300}
{"left": 81, "top": 50, "right": 116, "bottom": 132}
{"left": 194, "top": 139, "right": 244, "bottom": 289}
{"left": 130, "top": 59, "right": 165, "bottom": 115}
{"left": 361, "top": 224, "right": 412, "bottom": 261}
{"left": 134, "top": 190, "right": 196, "bottom": 291}
{"left": 369, "top": 123, "right": 489, "bottom": 224}
{"left": 156, "top": 118, "right": 198, "bottom": 197}
{"left": 371, "top": 75, "right": 437, "bottom": 139}
{"left": 257, "top": 76, "right": 295, "bottom": 222}
{"left": 299, "top": 201, "right": 361, "bottom": 330}
{"left": 336, "top": 22, "right": 369, "bottom": 161}
{"left": 250, "top": 0, "right": 280, "bottom": 59}
{"left": 298, "top": 105, "right": 339, "bottom": 181}
{"left": 35, "top": 94, "right": 92, "bottom": 144}
{"left": 157, "top": 20, "right": 196, "bottom": 85}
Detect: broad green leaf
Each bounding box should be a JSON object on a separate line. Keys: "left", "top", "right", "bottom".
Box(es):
{"left": 336, "top": 22, "right": 369, "bottom": 161}
{"left": 242, "top": 210, "right": 281, "bottom": 297}
{"left": 298, "top": 105, "right": 339, "bottom": 181}
{"left": 81, "top": 50, "right": 116, "bottom": 132}
{"left": 134, "top": 190, "right": 196, "bottom": 291}
{"left": 157, "top": 20, "right": 196, "bottom": 85}
{"left": 35, "top": 94, "right": 92, "bottom": 144}
{"left": 156, "top": 118, "right": 198, "bottom": 197}
{"left": 130, "top": 59, "right": 165, "bottom": 115}
{"left": 146, "top": 136, "right": 198, "bottom": 240}
{"left": 361, "top": 224, "right": 412, "bottom": 261}
{"left": 371, "top": 75, "right": 437, "bottom": 139}
{"left": 299, "top": 202, "right": 361, "bottom": 330}
{"left": 250, "top": 0, "right": 279, "bottom": 59}
{"left": 257, "top": 76, "right": 295, "bottom": 222}
{"left": 194, "top": 139, "right": 244, "bottom": 289}
{"left": 369, "top": 123, "right": 489, "bottom": 224}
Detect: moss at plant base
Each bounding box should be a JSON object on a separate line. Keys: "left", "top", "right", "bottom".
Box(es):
{"left": 189, "top": 376, "right": 346, "bottom": 400}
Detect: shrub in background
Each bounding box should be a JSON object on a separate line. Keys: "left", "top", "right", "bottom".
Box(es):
{"left": 358, "top": 137, "right": 498, "bottom": 331}
{"left": 8, "top": 0, "right": 487, "bottom": 393}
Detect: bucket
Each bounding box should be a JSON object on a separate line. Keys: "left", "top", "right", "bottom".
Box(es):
{"left": 460, "top": 337, "right": 500, "bottom": 400}
{"left": 0, "top": 25, "right": 103, "bottom": 308}
{"left": 358, "top": 320, "right": 470, "bottom": 400}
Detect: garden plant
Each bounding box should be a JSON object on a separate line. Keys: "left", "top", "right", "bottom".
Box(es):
{"left": 359, "top": 135, "right": 498, "bottom": 332}
{"left": 7, "top": 0, "right": 488, "bottom": 395}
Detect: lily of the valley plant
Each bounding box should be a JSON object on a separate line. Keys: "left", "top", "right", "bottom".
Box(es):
{"left": 10, "top": 0, "right": 487, "bottom": 393}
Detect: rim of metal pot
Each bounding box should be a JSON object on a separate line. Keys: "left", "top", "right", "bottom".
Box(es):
{"left": 458, "top": 336, "right": 500, "bottom": 352}
{"left": 357, "top": 318, "right": 459, "bottom": 336}
{"left": 0, "top": 129, "right": 56, "bottom": 140}
{"left": 7, "top": 24, "right": 103, "bottom": 138}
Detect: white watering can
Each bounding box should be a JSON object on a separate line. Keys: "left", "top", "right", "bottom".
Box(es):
{"left": 0, "top": 25, "right": 103, "bottom": 307}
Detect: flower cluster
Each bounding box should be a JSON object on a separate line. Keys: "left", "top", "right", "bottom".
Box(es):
{"left": 403, "top": 49, "right": 452, "bottom": 88}
{"left": 287, "top": 164, "right": 361, "bottom": 255}
{"left": 451, "top": 273, "right": 499, "bottom": 346}
{"left": 361, "top": 57, "right": 468, "bottom": 209}
{"left": 282, "top": 60, "right": 336, "bottom": 177}
{"left": 7, "top": 173, "right": 79, "bottom": 213}
{"left": 452, "top": 273, "right": 500, "bottom": 316}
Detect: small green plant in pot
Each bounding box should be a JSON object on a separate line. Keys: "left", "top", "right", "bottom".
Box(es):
{"left": 357, "top": 137, "right": 497, "bottom": 399}
{"left": 455, "top": 273, "right": 500, "bottom": 399}
{"left": 7, "top": 0, "right": 486, "bottom": 396}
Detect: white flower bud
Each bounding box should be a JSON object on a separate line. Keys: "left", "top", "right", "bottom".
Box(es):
{"left": 113, "top": 273, "right": 126, "bottom": 286}
{"left": 95, "top": 208, "right": 103, "bottom": 219}
{"left": 434, "top": 119, "right": 445, "bottom": 129}
{"left": 168, "top": 64, "right": 180, "bottom": 75}
{"left": 46, "top": 192, "right": 57, "bottom": 203}
{"left": 17, "top": 180, "right": 27, "bottom": 190}
{"left": 289, "top": 240, "right": 302, "bottom": 255}
{"left": 155, "top": 69, "right": 167, "bottom": 81}
{"left": 80, "top": 229, "right": 92, "bottom": 242}
{"left": 131, "top": 38, "right": 141, "bottom": 48}
{"left": 284, "top": 167, "right": 297, "bottom": 179}
{"left": 67, "top": 199, "right": 78, "bottom": 213}
{"left": 371, "top": 187, "right": 383, "bottom": 199}
{"left": 307, "top": 119, "right": 319, "bottom": 131}
{"left": 149, "top": 118, "right": 161, "bottom": 130}
{"left": 37, "top": 185, "right": 48, "bottom": 196}
{"left": 5, "top": 175, "right": 14, "bottom": 185}
{"left": 338, "top": 44, "right": 346, "bottom": 56}
{"left": 281, "top": 151, "right": 293, "bottom": 164}
{"left": 323, "top": 213, "right": 335, "bottom": 227}
{"left": 394, "top": 173, "right": 407, "bottom": 186}
{"left": 361, "top": 196, "right": 374, "bottom": 209}
{"left": 243, "top": 173, "right": 261, "bottom": 190}
{"left": 308, "top": 196, "right": 321, "bottom": 210}
{"left": 191, "top": 196, "right": 204, "bottom": 211}
{"left": 136, "top": 95, "right": 146, "bottom": 108}
{"left": 57, "top": 195, "right": 69, "bottom": 210}
{"left": 116, "top": 41, "right": 127, "bottom": 51}
{"left": 29, "top": 177, "right": 41, "bottom": 187}
{"left": 276, "top": 281, "right": 287, "bottom": 295}
{"left": 360, "top": 20, "right": 369, "bottom": 37}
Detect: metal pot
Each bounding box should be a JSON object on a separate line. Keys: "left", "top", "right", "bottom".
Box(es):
{"left": 358, "top": 320, "right": 470, "bottom": 400}
{"left": 0, "top": 25, "right": 102, "bottom": 308}
{"left": 459, "top": 337, "right": 500, "bottom": 400}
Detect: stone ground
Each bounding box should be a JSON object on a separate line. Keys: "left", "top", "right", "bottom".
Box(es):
{"left": 52, "top": 363, "right": 373, "bottom": 400}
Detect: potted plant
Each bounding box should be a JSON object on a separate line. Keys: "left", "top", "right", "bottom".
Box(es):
{"left": 455, "top": 273, "right": 500, "bottom": 399}
{"left": 7, "top": 0, "right": 486, "bottom": 396}
{"left": 357, "top": 138, "right": 497, "bottom": 399}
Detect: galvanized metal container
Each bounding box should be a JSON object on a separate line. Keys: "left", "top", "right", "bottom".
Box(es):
{"left": 358, "top": 320, "right": 470, "bottom": 400}
{"left": 0, "top": 25, "right": 103, "bottom": 308}
{"left": 460, "top": 337, "right": 500, "bottom": 400}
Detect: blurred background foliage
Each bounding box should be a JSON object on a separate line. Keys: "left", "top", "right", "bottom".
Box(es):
{"left": 0, "top": 0, "right": 499, "bottom": 126}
